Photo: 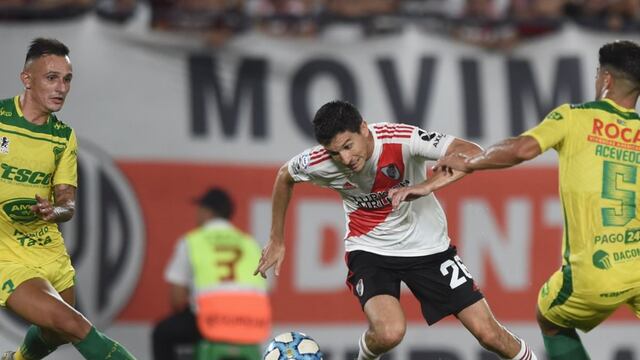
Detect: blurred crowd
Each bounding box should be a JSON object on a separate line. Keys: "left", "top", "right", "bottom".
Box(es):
{"left": 1, "top": 0, "right": 639, "bottom": 48}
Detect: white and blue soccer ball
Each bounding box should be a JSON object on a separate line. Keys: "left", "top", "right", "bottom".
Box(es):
{"left": 263, "top": 332, "right": 324, "bottom": 360}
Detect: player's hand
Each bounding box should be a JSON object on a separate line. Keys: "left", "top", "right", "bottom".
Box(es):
{"left": 30, "top": 194, "right": 59, "bottom": 222}
{"left": 254, "top": 241, "right": 286, "bottom": 279}
{"left": 432, "top": 153, "right": 473, "bottom": 174}
{"left": 388, "top": 185, "right": 432, "bottom": 209}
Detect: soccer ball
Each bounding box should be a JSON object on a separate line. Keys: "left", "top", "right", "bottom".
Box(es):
{"left": 263, "top": 332, "right": 323, "bottom": 360}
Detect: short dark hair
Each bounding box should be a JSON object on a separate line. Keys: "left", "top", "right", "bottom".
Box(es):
{"left": 195, "top": 187, "right": 234, "bottom": 220}
{"left": 25, "top": 38, "right": 70, "bottom": 64}
{"left": 599, "top": 40, "right": 640, "bottom": 85}
{"left": 312, "top": 100, "right": 363, "bottom": 145}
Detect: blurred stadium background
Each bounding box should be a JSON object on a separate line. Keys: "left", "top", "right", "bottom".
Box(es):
{"left": 0, "top": 0, "right": 639, "bottom": 359}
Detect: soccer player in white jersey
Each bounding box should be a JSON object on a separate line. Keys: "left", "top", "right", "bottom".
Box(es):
{"left": 255, "top": 101, "right": 538, "bottom": 360}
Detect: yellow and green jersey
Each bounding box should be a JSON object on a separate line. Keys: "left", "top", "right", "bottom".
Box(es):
{"left": 524, "top": 99, "right": 640, "bottom": 297}
{"left": 0, "top": 95, "right": 77, "bottom": 266}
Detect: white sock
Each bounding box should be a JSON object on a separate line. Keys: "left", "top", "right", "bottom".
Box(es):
{"left": 506, "top": 338, "right": 537, "bottom": 360}
{"left": 357, "top": 332, "right": 381, "bottom": 360}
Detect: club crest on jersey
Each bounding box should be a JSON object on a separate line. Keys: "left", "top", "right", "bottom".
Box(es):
{"left": 0, "top": 136, "right": 9, "bottom": 154}
{"left": 356, "top": 278, "right": 364, "bottom": 297}
{"left": 343, "top": 181, "right": 357, "bottom": 190}
{"left": 380, "top": 164, "right": 400, "bottom": 180}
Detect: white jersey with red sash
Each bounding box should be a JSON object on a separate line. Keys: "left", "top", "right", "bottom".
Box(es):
{"left": 288, "top": 122, "right": 456, "bottom": 257}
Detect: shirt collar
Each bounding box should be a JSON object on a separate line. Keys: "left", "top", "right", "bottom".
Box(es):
{"left": 202, "top": 218, "right": 232, "bottom": 229}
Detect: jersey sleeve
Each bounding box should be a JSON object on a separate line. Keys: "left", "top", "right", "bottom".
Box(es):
{"left": 53, "top": 129, "right": 78, "bottom": 187}
{"left": 164, "top": 239, "right": 192, "bottom": 287}
{"left": 408, "top": 127, "right": 455, "bottom": 160}
{"left": 522, "top": 104, "right": 570, "bottom": 152}
{"left": 287, "top": 146, "right": 331, "bottom": 185}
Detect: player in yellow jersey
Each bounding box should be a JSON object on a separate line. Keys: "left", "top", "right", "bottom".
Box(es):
{"left": 430, "top": 40, "right": 640, "bottom": 359}
{"left": 0, "top": 38, "right": 137, "bottom": 360}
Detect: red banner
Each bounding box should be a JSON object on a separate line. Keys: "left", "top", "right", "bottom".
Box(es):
{"left": 115, "top": 163, "right": 636, "bottom": 324}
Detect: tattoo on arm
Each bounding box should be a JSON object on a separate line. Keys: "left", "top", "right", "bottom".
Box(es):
{"left": 52, "top": 184, "right": 76, "bottom": 223}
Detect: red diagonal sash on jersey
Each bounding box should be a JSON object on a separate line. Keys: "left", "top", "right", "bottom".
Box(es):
{"left": 347, "top": 143, "right": 404, "bottom": 237}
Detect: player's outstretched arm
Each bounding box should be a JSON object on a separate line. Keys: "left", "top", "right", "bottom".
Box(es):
{"left": 389, "top": 167, "right": 467, "bottom": 208}
{"left": 255, "top": 163, "right": 296, "bottom": 278}
{"left": 30, "top": 184, "right": 76, "bottom": 223}
{"left": 434, "top": 135, "right": 541, "bottom": 173}
{"left": 389, "top": 138, "right": 482, "bottom": 208}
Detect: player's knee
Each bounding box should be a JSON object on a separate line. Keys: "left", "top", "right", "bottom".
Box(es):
{"left": 474, "top": 326, "right": 502, "bottom": 351}
{"left": 536, "top": 308, "right": 562, "bottom": 336}
{"left": 372, "top": 323, "right": 405, "bottom": 351}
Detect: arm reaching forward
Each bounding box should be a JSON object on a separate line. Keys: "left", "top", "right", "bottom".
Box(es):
{"left": 389, "top": 138, "right": 483, "bottom": 208}
{"left": 434, "top": 135, "right": 542, "bottom": 173}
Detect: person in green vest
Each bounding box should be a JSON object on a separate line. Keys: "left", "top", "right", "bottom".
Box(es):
{"left": 153, "top": 187, "right": 271, "bottom": 360}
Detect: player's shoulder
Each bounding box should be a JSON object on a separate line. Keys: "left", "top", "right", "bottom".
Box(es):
{"left": 49, "top": 115, "right": 74, "bottom": 140}
{"left": 294, "top": 145, "right": 332, "bottom": 169}
{"left": 0, "top": 96, "right": 14, "bottom": 107}
{"left": 370, "top": 122, "right": 416, "bottom": 144}
{"left": 569, "top": 100, "right": 640, "bottom": 119}
{"left": 541, "top": 103, "right": 575, "bottom": 122}
{"left": 290, "top": 145, "right": 344, "bottom": 178}
{"left": 0, "top": 96, "right": 17, "bottom": 120}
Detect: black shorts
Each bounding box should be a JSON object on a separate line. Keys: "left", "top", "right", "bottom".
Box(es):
{"left": 346, "top": 246, "right": 484, "bottom": 325}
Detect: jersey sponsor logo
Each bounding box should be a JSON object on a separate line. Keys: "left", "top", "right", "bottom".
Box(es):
{"left": 352, "top": 191, "right": 391, "bottom": 209}
{"left": 545, "top": 111, "right": 564, "bottom": 120}
{"left": 592, "top": 250, "right": 612, "bottom": 270}
{"left": 0, "top": 163, "right": 52, "bottom": 185}
{"left": 1, "top": 198, "right": 38, "bottom": 223}
{"left": 600, "top": 288, "right": 631, "bottom": 298}
{"left": 626, "top": 228, "right": 640, "bottom": 244}
{"left": 593, "top": 229, "right": 640, "bottom": 245}
{"left": 0, "top": 136, "right": 9, "bottom": 154}
{"left": 592, "top": 247, "right": 640, "bottom": 271}
{"left": 418, "top": 129, "right": 443, "bottom": 147}
{"left": 0, "top": 140, "right": 145, "bottom": 341}
{"left": 350, "top": 180, "right": 409, "bottom": 209}
{"left": 13, "top": 228, "right": 52, "bottom": 247}
{"left": 594, "top": 144, "right": 640, "bottom": 165}
{"left": 612, "top": 248, "right": 640, "bottom": 263}
{"left": 380, "top": 164, "right": 400, "bottom": 180}
{"left": 590, "top": 118, "right": 640, "bottom": 146}
{"left": 0, "top": 107, "right": 12, "bottom": 117}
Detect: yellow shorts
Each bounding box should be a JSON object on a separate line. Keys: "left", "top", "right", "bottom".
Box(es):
{"left": 0, "top": 254, "right": 75, "bottom": 307}
{"left": 538, "top": 269, "right": 640, "bottom": 332}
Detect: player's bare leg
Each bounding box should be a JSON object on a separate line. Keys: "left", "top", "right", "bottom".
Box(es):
{"left": 357, "top": 295, "right": 406, "bottom": 360}
{"left": 7, "top": 284, "right": 81, "bottom": 360}
{"left": 7, "top": 278, "right": 91, "bottom": 343}
{"left": 7, "top": 278, "right": 137, "bottom": 359}
{"left": 457, "top": 299, "right": 537, "bottom": 359}
{"left": 536, "top": 307, "right": 589, "bottom": 360}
